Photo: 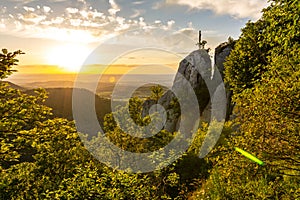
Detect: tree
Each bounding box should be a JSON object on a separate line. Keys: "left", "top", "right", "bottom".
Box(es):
{"left": 224, "top": 19, "right": 269, "bottom": 95}
{"left": 0, "top": 49, "right": 51, "bottom": 168}
{"left": 225, "top": 0, "right": 300, "bottom": 174}
{"left": 0, "top": 50, "right": 207, "bottom": 199}
{"left": 0, "top": 49, "right": 158, "bottom": 199}
{"left": 150, "top": 85, "right": 164, "bottom": 102}
{"left": 224, "top": 0, "right": 300, "bottom": 96}
{"left": 0, "top": 49, "right": 24, "bottom": 79}
{"left": 199, "top": 0, "right": 300, "bottom": 198}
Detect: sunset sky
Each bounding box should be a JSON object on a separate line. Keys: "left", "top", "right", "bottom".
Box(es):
{"left": 0, "top": 0, "right": 269, "bottom": 75}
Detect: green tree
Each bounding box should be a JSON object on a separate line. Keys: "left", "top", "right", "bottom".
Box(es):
{"left": 0, "top": 48, "right": 24, "bottom": 79}
{"left": 0, "top": 49, "right": 158, "bottom": 200}
{"left": 224, "top": 0, "right": 300, "bottom": 175}
{"left": 224, "top": 0, "right": 300, "bottom": 96}
{"left": 0, "top": 49, "right": 51, "bottom": 168}
{"left": 150, "top": 85, "right": 164, "bottom": 102}
{"left": 198, "top": 0, "right": 300, "bottom": 199}
{"left": 0, "top": 50, "right": 205, "bottom": 199}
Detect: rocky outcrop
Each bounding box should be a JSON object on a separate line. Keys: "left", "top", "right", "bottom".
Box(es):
{"left": 158, "top": 49, "right": 212, "bottom": 132}
{"left": 214, "top": 41, "right": 235, "bottom": 120}
{"left": 174, "top": 49, "right": 211, "bottom": 112}
{"left": 143, "top": 42, "right": 235, "bottom": 133}
{"left": 214, "top": 41, "right": 235, "bottom": 79}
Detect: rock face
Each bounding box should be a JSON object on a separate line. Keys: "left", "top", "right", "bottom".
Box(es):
{"left": 159, "top": 49, "right": 212, "bottom": 132}
{"left": 214, "top": 41, "right": 235, "bottom": 120}
{"left": 143, "top": 43, "right": 235, "bottom": 133}
{"left": 174, "top": 49, "right": 211, "bottom": 112}
{"left": 214, "top": 42, "right": 234, "bottom": 79}
{"left": 142, "top": 49, "right": 212, "bottom": 132}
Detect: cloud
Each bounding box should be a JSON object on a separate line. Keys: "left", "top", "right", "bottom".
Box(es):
{"left": 0, "top": 19, "right": 6, "bottom": 29}
{"left": 132, "top": 1, "right": 144, "bottom": 5}
{"left": 6, "top": 0, "right": 37, "bottom": 2}
{"left": 108, "top": 0, "right": 120, "bottom": 16}
{"left": 23, "top": 6, "right": 35, "bottom": 12}
{"left": 43, "top": 6, "right": 51, "bottom": 13}
{"left": 18, "top": 12, "right": 46, "bottom": 25}
{"left": 165, "top": 0, "right": 269, "bottom": 20}
{"left": 0, "top": 0, "right": 226, "bottom": 51}
{"left": 0, "top": 0, "right": 174, "bottom": 44}
{"left": 167, "top": 20, "right": 175, "bottom": 28}
{"left": 130, "top": 9, "right": 145, "bottom": 18}
{"left": 166, "top": 25, "right": 227, "bottom": 49}
{"left": 66, "top": 7, "right": 79, "bottom": 14}
{"left": 152, "top": 1, "right": 164, "bottom": 10}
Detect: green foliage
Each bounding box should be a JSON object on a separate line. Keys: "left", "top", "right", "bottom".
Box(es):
{"left": 0, "top": 117, "right": 158, "bottom": 199}
{"left": 196, "top": 0, "right": 300, "bottom": 199}
{"left": 224, "top": 19, "right": 269, "bottom": 94}
{"left": 0, "top": 50, "right": 210, "bottom": 199}
{"left": 0, "top": 50, "right": 52, "bottom": 168}
{"left": 150, "top": 85, "right": 164, "bottom": 102}
{"left": 227, "top": 36, "right": 235, "bottom": 44}
{"left": 224, "top": 0, "right": 300, "bottom": 177}
{"left": 225, "top": 0, "right": 300, "bottom": 95}
{"left": 0, "top": 49, "right": 24, "bottom": 79}
{"left": 103, "top": 97, "right": 173, "bottom": 153}
{"left": 2, "top": 1, "right": 300, "bottom": 197}
{"left": 193, "top": 122, "right": 300, "bottom": 199}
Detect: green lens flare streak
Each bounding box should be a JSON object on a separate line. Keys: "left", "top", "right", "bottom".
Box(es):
{"left": 235, "top": 147, "right": 264, "bottom": 166}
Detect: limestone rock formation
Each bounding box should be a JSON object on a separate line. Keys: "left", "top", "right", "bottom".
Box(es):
{"left": 143, "top": 49, "right": 212, "bottom": 132}
{"left": 173, "top": 49, "right": 211, "bottom": 112}
{"left": 143, "top": 43, "right": 235, "bottom": 133}
{"left": 214, "top": 41, "right": 235, "bottom": 120}
{"left": 214, "top": 41, "right": 235, "bottom": 79}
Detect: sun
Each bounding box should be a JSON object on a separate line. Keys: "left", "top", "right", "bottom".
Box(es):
{"left": 46, "top": 43, "right": 91, "bottom": 72}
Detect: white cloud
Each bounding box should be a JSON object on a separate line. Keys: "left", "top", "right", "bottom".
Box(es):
{"left": 70, "top": 18, "right": 82, "bottom": 26}
{"left": 23, "top": 6, "right": 35, "bottom": 12}
{"left": 79, "top": 10, "right": 104, "bottom": 19}
{"left": 0, "top": 19, "right": 6, "bottom": 29}
{"left": 176, "top": 28, "right": 197, "bottom": 39}
{"left": 66, "top": 7, "right": 79, "bottom": 14}
{"left": 77, "top": 0, "right": 87, "bottom": 4}
{"left": 138, "top": 17, "right": 146, "bottom": 27}
{"left": 50, "top": 17, "right": 64, "bottom": 24}
{"left": 0, "top": 4, "right": 135, "bottom": 43}
{"left": 1, "top": 0, "right": 212, "bottom": 49}
{"left": 18, "top": 12, "right": 46, "bottom": 24}
{"left": 167, "top": 20, "right": 175, "bottom": 28}
{"left": 169, "top": 26, "right": 227, "bottom": 49}
{"left": 0, "top": 7, "right": 7, "bottom": 14}
{"left": 108, "top": 0, "right": 120, "bottom": 16}
{"left": 43, "top": 6, "right": 51, "bottom": 13}
{"left": 7, "top": 0, "right": 37, "bottom": 3}
{"left": 130, "top": 9, "right": 144, "bottom": 18}
{"left": 165, "top": 0, "right": 269, "bottom": 20}
{"left": 132, "top": 1, "right": 144, "bottom": 5}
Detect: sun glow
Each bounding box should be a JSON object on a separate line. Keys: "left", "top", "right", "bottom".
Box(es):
{"left": 46, "top": 43, "right": 92, "bottom": 72}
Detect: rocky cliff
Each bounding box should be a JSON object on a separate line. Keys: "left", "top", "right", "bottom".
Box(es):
{"left": 143, "top": 42, "right": 234, "bottom": 133}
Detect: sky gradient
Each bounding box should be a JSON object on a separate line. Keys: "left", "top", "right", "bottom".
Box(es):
{"left": 0, "top": 0, "right": 269, "bottom": 74}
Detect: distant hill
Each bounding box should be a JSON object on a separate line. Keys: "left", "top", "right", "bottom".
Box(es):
{"left": 23, "top": 81, "right": 75, "bottom": 89}
{"left": 1, "top": 81, "right": 25, "bottom": 91}
{"left": 23, "top": 81, "right": 168, "bottom": 99}
{"left": 19, "top": 81, "right": 168, "bottom": 125}
{"left": 26, "top": 88, "right": 112, "bottom": 125}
